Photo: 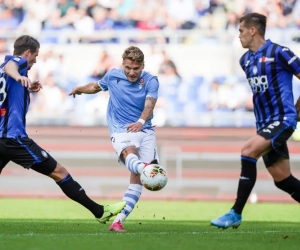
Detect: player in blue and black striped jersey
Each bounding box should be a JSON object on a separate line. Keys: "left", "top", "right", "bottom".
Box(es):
{"left": 0, "top": 35, "right": 125, "bottom": 222}
{"left": 211, "top": 13, "right": 300, "bottom": 229}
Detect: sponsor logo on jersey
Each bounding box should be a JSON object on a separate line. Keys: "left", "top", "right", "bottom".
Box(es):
{"left": 247, "top": 75, "right": 268, "bottom": 93}
{"left": 0, "top": 108, "right": 6, "bottom": 116}
{"left": 259, "top": 56, "right": 274, "bottom": 63}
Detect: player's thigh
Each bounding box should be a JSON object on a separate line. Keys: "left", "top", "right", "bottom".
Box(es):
{"left": 30, "top": 156, "right": 58, "bottom": 176}
{"left": 138, "top": 129, "right": 159, "bottom": 163}
{"left": 0, "top": 139, "right": 10, "bottom": 173}
{"left": 111, "top": 132, "right": 142, "bottom": 163}
{"left": 241, "top": 134, "right": 271, "bottom": 158}
{"left": 262, "top": 140, "right": 291, "bottom": 168}
{"left": 5, "top": 137, "right": 56, "bottom": 174}
{"left": 0, "top": 157, "right": 9, "bottom": 174}
{"left": 243, "top": 121, "right": 294, "bottom": 159}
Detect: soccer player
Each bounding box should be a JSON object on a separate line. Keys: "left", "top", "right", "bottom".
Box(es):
{"left": 69, "top": 46, "right": 159, "bottom": 232}
{"left": 0, "top": 35, "right": 125, "bottom": 223}
{"left": 210, "top": 13, "right": 300, "bottom": 229}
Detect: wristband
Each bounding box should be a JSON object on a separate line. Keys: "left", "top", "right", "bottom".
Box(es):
{"left": 138, "top": 118, "right": 145, "bottom": 125}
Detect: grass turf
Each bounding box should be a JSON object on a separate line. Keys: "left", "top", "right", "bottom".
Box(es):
{"left": 0, "top": 198, "right": 299, "bottom": 250}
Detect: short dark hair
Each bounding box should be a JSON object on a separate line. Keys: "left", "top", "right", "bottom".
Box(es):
{"left": 13, "top": 35, "right": 40, "bottom": 55}
{"left": 122, "top": 46, "right": 144, "bottom": 64}
{"left": 239, "top": 13, "right": 267, "bottom": 37}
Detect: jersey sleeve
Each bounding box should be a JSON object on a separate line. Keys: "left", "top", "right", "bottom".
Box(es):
{"left": 277, "top": 46, "right": 300, "bottom": 75}
{"left": 97, "top": 71, "right": 110, "bottom": 91}
{"left": 146, "top": 77, "right": 159, "bottom": 100}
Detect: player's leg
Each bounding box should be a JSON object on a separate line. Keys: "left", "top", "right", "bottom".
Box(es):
{"left": 109, "top": 130, "right": 158, "bottom": 232}
{"left": 264, "top": 145, "right": 300, "bottom": 203}
{"left": 210, "top": 134, "right": 272, "bottom": 229}
{"left": 211, "top": 121, "right": 295, "bottom": 229}
{"left": 8, "top": 137, "right": 125, "bottom": 222}
{"left": 0, "top": 157, "right": 9, "bottom": 175}
{"left": 123, "top": 129, "right": 159, "bottom": 174}
{"left": 0, "top": 139, "right": 11, "bottom": 174}
{"left": 109, "top": 145, "right": 142, "bottom": 232}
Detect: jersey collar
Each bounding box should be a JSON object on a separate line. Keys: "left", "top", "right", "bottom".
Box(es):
{"left": 250, "top": 39, "right": 271, "bottom": 56}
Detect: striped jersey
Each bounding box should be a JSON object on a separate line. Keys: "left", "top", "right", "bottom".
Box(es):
{"left": 0, "top": 55, "right": 30, "bottom": 138}
{"left": 98, "top": 69, "right": 159, "bottom": 135}
{"left": 240, "top": 39, "right": 299, "bottom": 131}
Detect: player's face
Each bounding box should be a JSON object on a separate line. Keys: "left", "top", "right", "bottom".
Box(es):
{"left": 123, "top": 59, "right": 144, "bottom": 83}
{"left": 25, "top": 48, "right": 39, "bottom": 70}
{"left": 238, "top": 21, "right": 253, "bottom": 49}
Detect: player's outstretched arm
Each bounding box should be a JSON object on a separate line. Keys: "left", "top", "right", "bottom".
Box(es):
{"left": 69, "top": 82, "right": 102, "bottom": 98}
{"left": 4, "top": 61, "right": 32, "bottom": 88}
{"left": 296, "top": 96, "right": 300, "bottom": 121}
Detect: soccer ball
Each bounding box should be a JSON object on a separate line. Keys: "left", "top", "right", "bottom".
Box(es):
{"left": 140, "top": 164, "right": 168, "bottom": 191}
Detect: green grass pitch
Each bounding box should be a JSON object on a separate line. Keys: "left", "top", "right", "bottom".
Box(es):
{"left": 0, "top": 198, "right": 299, "bottom": 250}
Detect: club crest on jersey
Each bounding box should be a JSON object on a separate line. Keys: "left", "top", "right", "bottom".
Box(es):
{"left": 138, "top": 78, "right": 144, "bottom": 89}
{"left": 252, "top": 65, "right": 258, "bottom": 75}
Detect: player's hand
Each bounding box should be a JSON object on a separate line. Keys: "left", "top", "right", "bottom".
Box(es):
{"left": 29, "top": 81, "right": 42, "bottom": 92}
{"left": 295, "top": 96, "right": 300, "bottom": 121}
{"left": 126, "top": 121, "right": 143, "bottom": 133}
{"left": 69, "top": 87, "right": 83, "bottom": 98}
{"left": 17, "top": 76, "right": 32, "bottom": 89}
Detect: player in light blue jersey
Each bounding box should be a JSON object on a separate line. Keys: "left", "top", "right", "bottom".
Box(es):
{"left": 69, "top": 46, "right": 160, "bottom": 232}
{"left": 211, "top": 13, "right": 300, "bottom": 230}
{"left": 0, "top": 35, "right": 125, "bottom": 224}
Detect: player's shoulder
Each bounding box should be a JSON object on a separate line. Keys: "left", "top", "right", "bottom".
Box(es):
{"left": 239, "top": 50, "right": 251, "bottom": 66}
{"left": 267, "top": 41, "right": 291, "bottom": 54}
{"left": 8, "top": 56, "right": 27, "bottom": 65}
{"left": 142, "top": 71, "right": 158, "bottom": 82}
{"left": 108, "top": 68, "right": 122, "bottom": 77}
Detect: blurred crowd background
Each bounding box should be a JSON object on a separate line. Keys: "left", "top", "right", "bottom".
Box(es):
{"left": 1, "top": 0, "right": 300, "bottom": 127}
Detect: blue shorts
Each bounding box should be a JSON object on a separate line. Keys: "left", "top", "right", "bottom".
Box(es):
{"left": 258, "top": 121, "right": 294, "bottom": 167}
{"left": 0, "top": 137, "right": 57, "bottom": 175}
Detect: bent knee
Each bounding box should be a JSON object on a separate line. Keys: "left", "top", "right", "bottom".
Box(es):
{"left": 268, "top": 160, "right": 291, "bottom": 182}
{"left": 49, "top": 163, "right": 69, "bottom": 182}
{"left": 121, "top": 146, "right": 138, "bottom": 162}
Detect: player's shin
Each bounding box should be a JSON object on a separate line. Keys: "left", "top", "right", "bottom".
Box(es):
{"left": 56, "top": 173, "right": 104, "bottom": 218}
{"left": 274, "top": 175, "right": 300, "bottom": 202}
{"left": 232, "top": 156, "right": 257, "bottom": 214}
{"left": 125, "top": 153, "right": 145, "bottom": 174}
{"left": 113, "top": 184, "right": 142, "bottom": 224}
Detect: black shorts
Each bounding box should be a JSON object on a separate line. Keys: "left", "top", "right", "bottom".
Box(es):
{"left": 0, "top": 137, "right": 57, "bottom": 175}
{"left": 258, "top": 121, "right": 294, "bottom": 168}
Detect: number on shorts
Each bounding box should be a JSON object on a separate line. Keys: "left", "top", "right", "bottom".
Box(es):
{"left": 262, "top": 121, "right": 280, "bottom": 133}
{"left": 0, "top": 76, "right": 7, "bottom": 105}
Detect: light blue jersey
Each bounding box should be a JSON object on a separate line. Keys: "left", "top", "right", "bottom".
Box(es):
{"left": 98, "top": 68, "right": 159, "bottom": 135}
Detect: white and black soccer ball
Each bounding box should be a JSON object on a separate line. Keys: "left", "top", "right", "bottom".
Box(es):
{"left": 140, "top": 164, "right": 168, "bottom": 191}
